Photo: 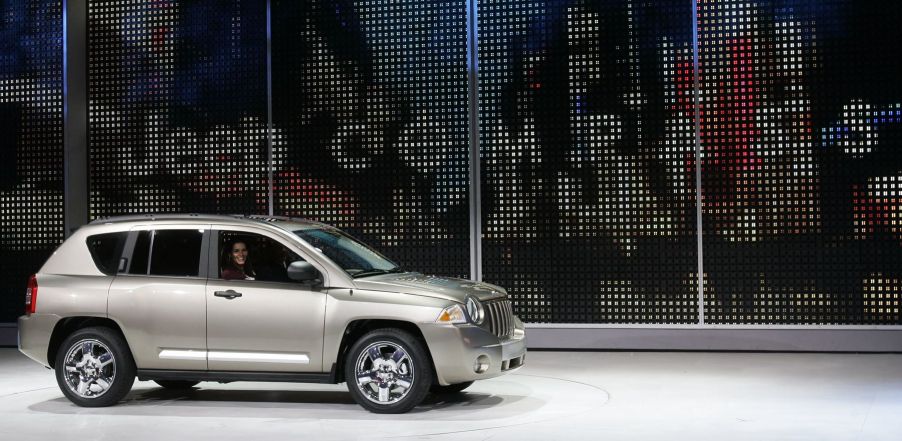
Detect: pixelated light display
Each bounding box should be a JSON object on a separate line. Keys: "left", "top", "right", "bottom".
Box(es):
{"left": 0, "top": 0, "right": 64, "bottom": 322}
{"left": 270, "top": 0, "right": 471, "bottom": 278}
{"left": 479, "top": 0, "right": 699, "bottom": 323}
{"left": 88, "top": 0, "right": 269, "bottom": 216}
{"left": 2, "top": 0, "right": 901, "bottom": 326}
{"left": 699, "top": 0, "right": 902, "bottom": 324}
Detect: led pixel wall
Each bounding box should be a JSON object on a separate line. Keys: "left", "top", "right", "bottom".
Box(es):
{"left": 3, "top": 0, "right": 900, "bottom": 327}
{"left": 479, "top": 0, "right": 699, "bottom": 323}
{"left": 699, "top": 0, "right": 902, "bottom": 324}
{"left": 271, "top": 0, "right": 471, "bottom": 277}
{"left": 0, "top": 0, "right": 63, "bottom": 322}
{"left": 88, "top": 0, "right": 269, "bottom": 217}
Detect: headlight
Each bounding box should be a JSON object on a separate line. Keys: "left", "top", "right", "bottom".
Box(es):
{"left": 465, "top": 297, "right": 485, "bottom": 325}
{"left": 436, "top": 298, "right": 485, "bottom": 325}
{"left": 436, "top": 304, "right": 467, "bottom": 324}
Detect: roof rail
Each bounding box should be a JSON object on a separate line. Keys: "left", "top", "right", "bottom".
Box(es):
{"left": 87, "top": 213, "right": 323, "bottom": 227}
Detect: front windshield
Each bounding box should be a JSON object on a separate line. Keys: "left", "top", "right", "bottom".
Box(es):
{"left": 293, "top": 226, "right": 401, "bottom": 278}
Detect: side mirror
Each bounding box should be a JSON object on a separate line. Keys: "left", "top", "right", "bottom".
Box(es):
{"left": 287, "top": 261, "right": 320, "bottom": 283}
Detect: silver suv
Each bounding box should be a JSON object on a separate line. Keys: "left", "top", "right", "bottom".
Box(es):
{"left": 18, "top": 214, "right": 526, "bottom": 413}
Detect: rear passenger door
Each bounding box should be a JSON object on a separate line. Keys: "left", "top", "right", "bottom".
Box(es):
{"left": 108, "top": 225, "right": 210, "bottom": 370}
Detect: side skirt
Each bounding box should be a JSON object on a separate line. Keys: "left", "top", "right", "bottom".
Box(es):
{"left": 137, "top": 369, "right": 336, "bottom": 384}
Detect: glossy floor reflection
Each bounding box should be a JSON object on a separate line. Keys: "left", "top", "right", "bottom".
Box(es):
{"left": 0, "top": 349, "right": 900, "bottom": 440}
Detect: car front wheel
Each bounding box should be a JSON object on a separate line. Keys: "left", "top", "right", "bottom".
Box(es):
{"left": 54, "top": 327, "right": 136, "bottom": 407}
{"left": 345, "top": 328, "right": 432, "bottom": 413}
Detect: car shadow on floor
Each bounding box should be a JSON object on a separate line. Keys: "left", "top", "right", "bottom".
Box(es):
{"left": 27, "top": 385, "right": 536, "bottom": 419}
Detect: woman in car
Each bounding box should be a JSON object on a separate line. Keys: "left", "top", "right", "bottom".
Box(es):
{"left": 221, "top": 240, "right": 256, "bottom": 280}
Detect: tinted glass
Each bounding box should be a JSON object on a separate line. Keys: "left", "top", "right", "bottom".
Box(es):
{"left": 128, "top": 231, "right": 151, "bottom": 275}
{"left": 86, "top": 232, "right": 128, "bottom": 275}
{"left": 149, "top": 230, "right": 203, "bottom": 277}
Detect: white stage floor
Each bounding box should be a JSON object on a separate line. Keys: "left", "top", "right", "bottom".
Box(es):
{"left": 0, "top": 348, "right": 899, "bottom": 440}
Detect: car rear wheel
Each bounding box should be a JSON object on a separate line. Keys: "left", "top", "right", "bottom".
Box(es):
{"left": 345, "top": 328, "right": 432, "bottom": 413}
{"left": 153, "top": 380, "right": 200, "bottom": 389}
{"left": 54, "top": 327, "right": 135, "bottom": 407}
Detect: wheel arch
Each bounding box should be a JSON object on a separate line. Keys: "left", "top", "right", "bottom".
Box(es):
{"left": 46, "top": 316, "right": 129, "bottom": 368}
{"left": 332, "top": 319, "right": 437, "bottom": 384}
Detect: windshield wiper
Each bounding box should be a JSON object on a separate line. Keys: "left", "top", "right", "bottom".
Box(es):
{"left": 352, "top": 267, "right": 405, "bottom": 278}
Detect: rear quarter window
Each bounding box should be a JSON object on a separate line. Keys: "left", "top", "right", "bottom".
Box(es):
{"left": 86, "top": 232, "right": 128, "bottom": 275}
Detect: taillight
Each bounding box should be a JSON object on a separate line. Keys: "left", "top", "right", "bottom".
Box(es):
{"left": 25, "top": 274, "right": 37, "bottom": 315}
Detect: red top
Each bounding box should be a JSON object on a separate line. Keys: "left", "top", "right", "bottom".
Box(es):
{"left": 221, "top": 266, "right": 252, "bottom": 280}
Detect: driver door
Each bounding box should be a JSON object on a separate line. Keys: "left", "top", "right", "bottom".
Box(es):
{"left": 205, "top": 227, "right": 327, "bottom": 372}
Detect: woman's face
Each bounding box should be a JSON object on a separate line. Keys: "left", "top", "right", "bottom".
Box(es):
{"left": 231, "top": 242, "right": 248, "bottom": 266}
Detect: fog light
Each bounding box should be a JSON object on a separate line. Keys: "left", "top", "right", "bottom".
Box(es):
{"left": 474, "top": 355, "right": 490, "bottom": 374}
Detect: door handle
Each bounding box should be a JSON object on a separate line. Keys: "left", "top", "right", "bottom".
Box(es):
{"left": 214, "top": 290, "right": 243, "bottom": 299}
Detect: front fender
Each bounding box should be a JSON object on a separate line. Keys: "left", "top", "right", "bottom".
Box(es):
{"left": 322, "top": 288, "right": 449, "bottom": 370}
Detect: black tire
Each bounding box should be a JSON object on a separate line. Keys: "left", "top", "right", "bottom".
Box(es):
{"left": 153, "top": 380, "right": 200, "bottom": 389}
{"left": 430, "top": 381, "right": 474, "bottom": 395}
{"left": 54, "top": 326, "right": 136, "bottom": 407}
{"left": 344, "top": 328, "right": 432, "bottom": 414}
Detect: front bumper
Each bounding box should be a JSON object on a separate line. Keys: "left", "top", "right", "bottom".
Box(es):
{"left": 419, "top": 315, "right": 527, "bottom": 385}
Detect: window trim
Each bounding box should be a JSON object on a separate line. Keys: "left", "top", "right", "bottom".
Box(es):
{"left": 146, "top": 230, "right": 156, "bottom": 275}
{"left": 118, "top": 230, "right": 139, "bottom": 275}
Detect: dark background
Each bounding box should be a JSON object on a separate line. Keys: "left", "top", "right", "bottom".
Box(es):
{"left": 0, "top": 0, "right": 64, "bottom": 323}
{"left": 1, "top": 0, "right": 900, "bottom": 325}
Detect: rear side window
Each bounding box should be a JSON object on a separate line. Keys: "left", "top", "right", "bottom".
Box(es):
{"left": 127, "top": 230, "right": 203, "bottom": 277}
{"left": 86, "top": 232, "right": 128, "bottom": 275}
{"left": 149, "top": 230, "right": 203, "bottom": 277}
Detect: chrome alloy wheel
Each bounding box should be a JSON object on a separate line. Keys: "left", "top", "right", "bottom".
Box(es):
{"left": 62, "top": 339, "right": 116, "bottom": 399}
{"left": 354, "top": 341, "right": 415, "bottom": 404}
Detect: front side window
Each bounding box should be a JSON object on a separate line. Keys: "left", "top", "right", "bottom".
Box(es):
{"left": 293, "top": 226, "right": 400, "bottom": 278}
{"left": 218, "top": 231, "right": 305, "bottom": 282}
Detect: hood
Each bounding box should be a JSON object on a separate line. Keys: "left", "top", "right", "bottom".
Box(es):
{"left": 352, "top": 272, "right": 508, "bottom": 303}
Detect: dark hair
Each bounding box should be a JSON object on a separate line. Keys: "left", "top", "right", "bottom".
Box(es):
{"left": 221, "top": 239, "right": 255, "bottom": 277}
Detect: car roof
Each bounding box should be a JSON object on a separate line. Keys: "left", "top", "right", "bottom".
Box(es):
{"left": 87, "top": 214, "right": 329, "bottom": 231}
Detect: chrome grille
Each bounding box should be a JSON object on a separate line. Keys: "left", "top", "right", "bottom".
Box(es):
{"left": 484, "top": 299, "right": 514, "bottom": 339}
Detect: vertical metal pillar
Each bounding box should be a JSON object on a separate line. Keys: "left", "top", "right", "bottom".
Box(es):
{"left": 466, "top": 0, "right": 482, "bottom": 281}
{"left": 692, "top": 0, "right": 706, "bottom": 324}
{"left": 63, "top": 0, "right": 89, "bottom": 235}
{"left": 266, "top": 0, "right": 274, "bottom": 216}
